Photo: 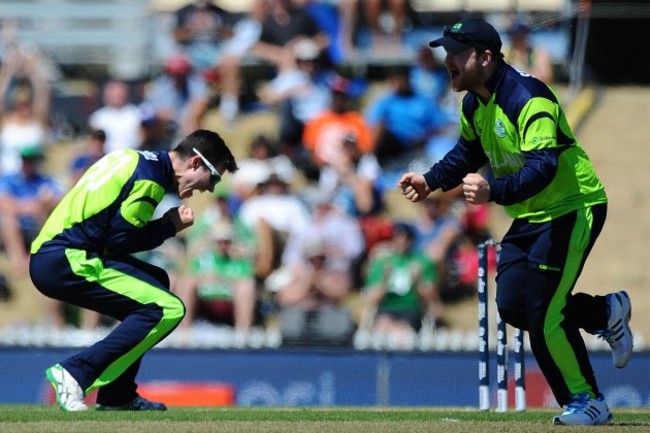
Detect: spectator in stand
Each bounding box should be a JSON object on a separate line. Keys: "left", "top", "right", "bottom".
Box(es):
{"left": 293, "top": 191, "right": 365, "bottom": 276}
{"left": 267, "top": 238, "right": 355, "bottom": 346}
{"left": 503, "top": 20, "right": 554, "bottom": 85}
{"left": 359, "top": 222, "right": 441, "bottom": 350}
{"left": 217, "top": 0, "right": 271, "bottom": 123}
{"left": 186, "top": 188, "right": 255, "bottom": 260}
{"left": 335, "top": 0, "right": 360, "bottom": 59}
{"left": 138, "top": 104, "right": 173, "bottom": 151}
{"left": 88, "top": 80, "right": 141, "bottom": 153}
{"left": 413, "top": 191, "right": 461, "bottom": 261}
{"left": 316, "top": 128, "right": 383, "bottom": 218}
{"left": 0, "top": 145, "right": 62, "bottom": 275}
{"left": 237, "top": 170, "right": 312, "bottom": 282}
{"left": 302, "top": 76, "right": 373, "bottom": 171}
{"left": 172, "top": 0, "right": 268, "bottom": 124}
{"left": 251, "top": 0, "right": 329, "bottom": 74}
{"left": 172, "top": 0, "right": 233, "bottom": 74}
{"left": 410, "top": 45, "right": 450, "bottom": 107}
{"left": 258, "top": 39, "right": 334, "bottom": 166}
{"left": 440, "top": 190, "right": 496, "bottom": 303}
{"left": 0, "top": 44, "right": 51, "bottom": 176}
{"left": 410, "top": 46, "right": 462, "bottom": 143}
{"left": 313, "top": 124, "right": 389, "bottom": 259}
{"left": 365, "top": 0, "right": 407, "bottom": 54}
{"left": 411, "top": 191, "right": 462, "bottom": 300}
{"left": 176, "top": 220, "right": 258, "bottom": 346}
{"left": 0, "top": 146, "right": 63, "bottom": 336}
{"left": 144, "top": 53, "right": 210, "bottom": 141}
{"left": 231, "top": 134, "right": 297, "bottom": 206}
{"left": 365, "top": 65, "right": 449, "bottom": 170}
{"left": 69, "top": 129, "right": 106, "bottom": 185}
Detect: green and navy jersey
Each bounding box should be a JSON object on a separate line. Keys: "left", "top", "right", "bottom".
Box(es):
{"left": 31, "top": 149, "right": 176, "bottom": 256}
{"left": 423, "top": 63, "right": 607, "bottom": 222}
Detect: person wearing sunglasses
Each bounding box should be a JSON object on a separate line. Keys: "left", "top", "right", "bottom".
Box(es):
{"left": 30, "top": 129, "right": 238, "bottom": 412}
{"left": 398, "top": 18, "right": 632, "bottom": 426}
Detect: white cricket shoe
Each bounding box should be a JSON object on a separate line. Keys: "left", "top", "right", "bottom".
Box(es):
{"left": 45, "top": 363, "right": 88, "bottom": 412}
{"left": 552, "top": 393, "right": 612, "bottom": 426}
{"left": 598, "top": 290, "right": 633, "bottom": 368}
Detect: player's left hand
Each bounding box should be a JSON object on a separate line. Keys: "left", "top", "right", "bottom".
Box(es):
{"left": 462, "top": 173, "right": 490, "bottom": 204}
{"left": 163, "top": 205, "right": 194, "bottom": 233}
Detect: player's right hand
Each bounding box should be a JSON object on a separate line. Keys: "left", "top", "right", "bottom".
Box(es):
{"left": 398, "top": 172, "right": 431, "bottom": 203}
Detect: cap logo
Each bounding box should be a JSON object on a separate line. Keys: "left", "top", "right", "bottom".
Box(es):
{"left": 495, "top": 119, "right": 507, "bottom": 138}
{"left": 453, "top": 23, "right": 462, "bottom": 30}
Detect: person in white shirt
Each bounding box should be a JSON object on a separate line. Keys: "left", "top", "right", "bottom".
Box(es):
{"left": 88, "top": 80, "right": 141, "bottom": 153}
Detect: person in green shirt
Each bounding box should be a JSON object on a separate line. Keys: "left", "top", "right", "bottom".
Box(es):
{"left": 398, "top": 18, "right": 632, "bottom": 425}
{"left": 181, "top": 220, "right": 257, "bottom": 340}
{"left": 31, "top": 129, "right": 238, "bottom": 412}
{"left": 360, "top": 223, "right": 440, "bottom": 350}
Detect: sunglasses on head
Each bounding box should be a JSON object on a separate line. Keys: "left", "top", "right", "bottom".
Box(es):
{"left": 443, "top": 26, "right": 487, "bottom": 49}
{"left": 192, "top": 147, "right": 221, "bottom": 188}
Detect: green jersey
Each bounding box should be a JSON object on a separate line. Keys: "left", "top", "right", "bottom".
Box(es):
{"left": 31, "top": 150, "right": 176, "bottom": 255}
{"left": 423, "top": 64, "right": 607, "bottom": 222}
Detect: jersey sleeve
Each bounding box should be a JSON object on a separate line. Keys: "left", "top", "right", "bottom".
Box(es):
{"left": 519, "top": 97, "right": 561, "bottom": 151}
{"left": 423, "top": 97, "right": 489, "bottom": 191}
{"left": 104, "top": 178, "right": 176, "bottom": 254}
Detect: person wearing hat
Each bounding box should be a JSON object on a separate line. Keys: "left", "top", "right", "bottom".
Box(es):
{"left": 0, "top": 145, "right": 62, "bottom": 275}
{"left": 144, "top": 54, "right": 210, "bottom": 141}
{"left": 178, "top": 219, "right": 258, "bottom": 346}
{"left": 398, "top": 17, "right": 631, "bottom": 425}
{"left": 359, "top": 221, "right": 440, "bottom": 351}
{"left": 30, "top": 129, "right": 238, "bottom": 412}
{"left": 303, "top": 75, "right": 374, "bottom": 169}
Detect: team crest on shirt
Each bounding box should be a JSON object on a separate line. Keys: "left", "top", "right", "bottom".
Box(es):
{"left": 495, "top": 119, "right": 507, "bottom": 138}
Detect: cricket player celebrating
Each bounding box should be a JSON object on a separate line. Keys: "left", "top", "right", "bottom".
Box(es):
{"left": 399, "top": 18, "right": 633, "bottom": 425}
{"left": 31, "top": 129, "right": 238, "bottom": 411}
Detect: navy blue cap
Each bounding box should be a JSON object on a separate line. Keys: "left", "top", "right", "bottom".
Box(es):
{"left": 429, "top": 18, "right": 502, "bottom": 54}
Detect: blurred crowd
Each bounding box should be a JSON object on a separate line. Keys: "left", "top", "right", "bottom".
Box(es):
{"left": 0, "top": 1, "right": 553, "bottom": 350}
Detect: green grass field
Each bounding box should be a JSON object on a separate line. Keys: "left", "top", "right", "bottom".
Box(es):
{"left": 2, "top": 406, "right": 650, "bottom": 433}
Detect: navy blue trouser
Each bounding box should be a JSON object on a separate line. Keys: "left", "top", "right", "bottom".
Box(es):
{"left": 495, "top": 204, "right": 609, "bottom": 406}
{"left": 30, "top": 248, "right": 185, "bottom": 406}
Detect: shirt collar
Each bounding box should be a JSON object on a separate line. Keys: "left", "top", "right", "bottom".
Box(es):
{"left": 484, "top": 62, "right": 508, "bottom": 94}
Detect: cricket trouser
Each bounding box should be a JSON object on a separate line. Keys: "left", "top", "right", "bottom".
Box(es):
{"left": 494, "top": 203, "right": 609, "bottom": 407}
{"left": 30, "top": 248, "right": 185, "bottom": 406}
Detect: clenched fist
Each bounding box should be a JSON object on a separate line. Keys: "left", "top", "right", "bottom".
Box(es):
{"left": 398, "top": 172, "right": 432, "bottom": 203}
{"left": 462, "top": 173, "right": 490, "bottom": 204}
{"left": 163, "top": 205, "right": 194, "bottom": 233}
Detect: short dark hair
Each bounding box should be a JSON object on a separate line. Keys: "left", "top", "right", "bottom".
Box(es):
{"left": 173, "top": 129, "right": 238, "bottom": 174}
